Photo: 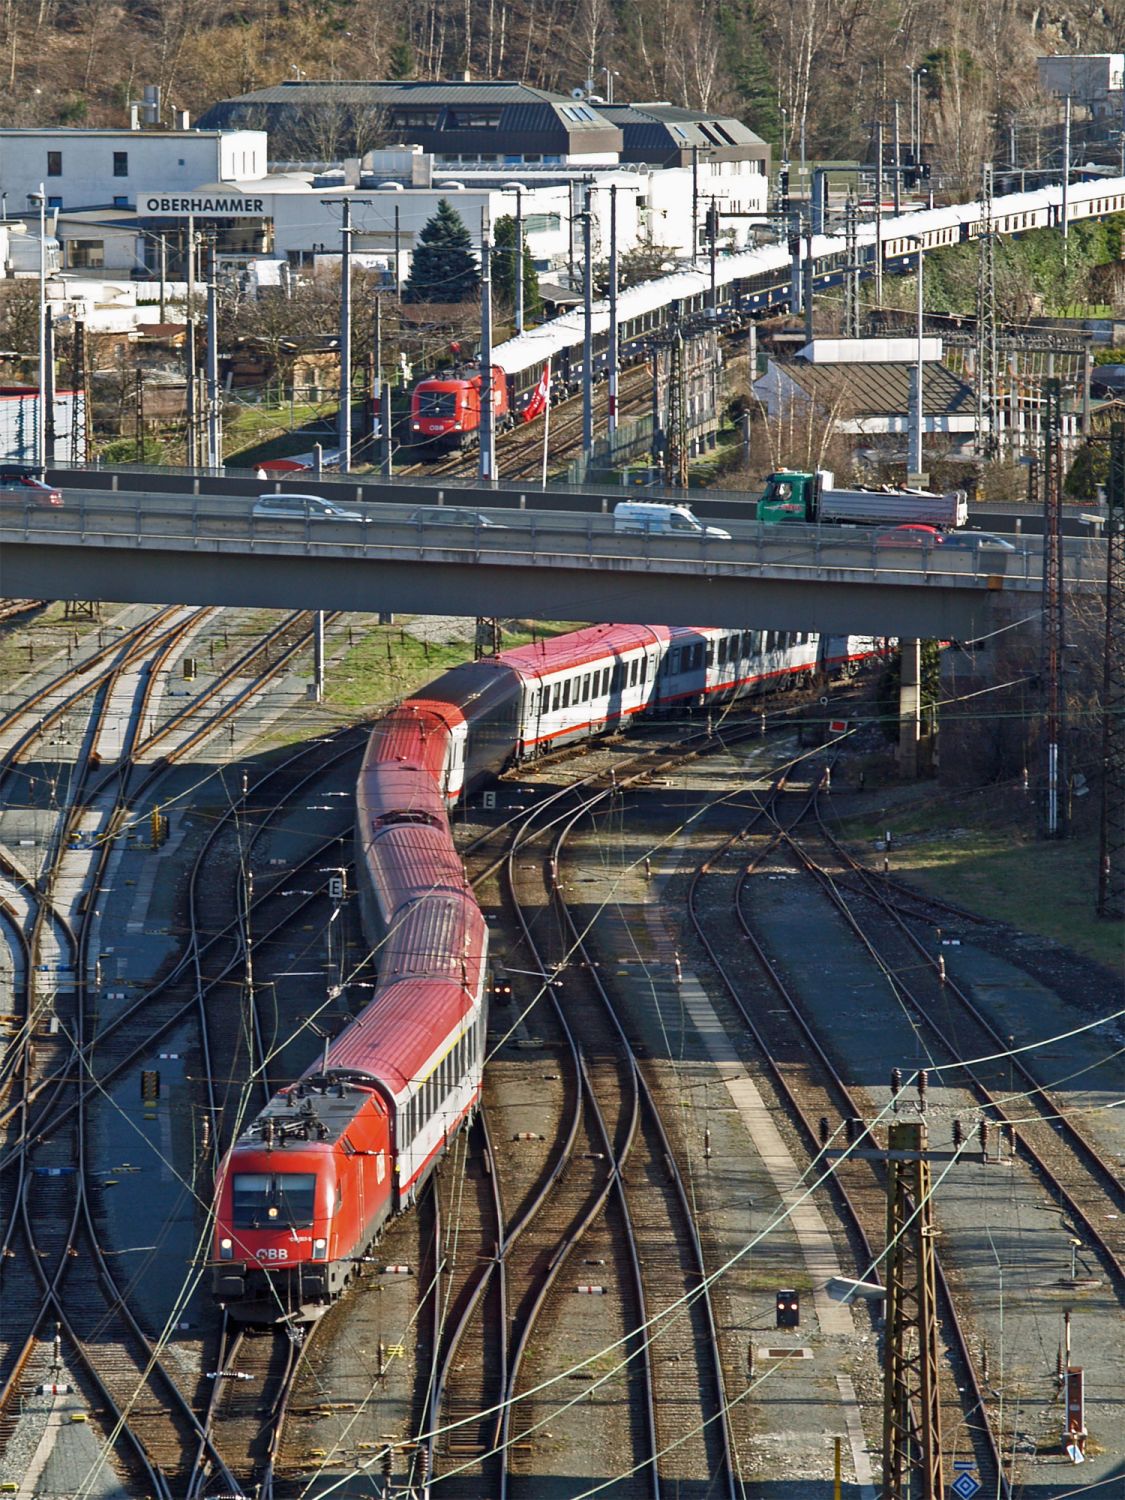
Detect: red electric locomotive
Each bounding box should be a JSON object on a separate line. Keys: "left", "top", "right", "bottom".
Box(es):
{"left": 409, "top": 366, "right": 510, "bottom": 448}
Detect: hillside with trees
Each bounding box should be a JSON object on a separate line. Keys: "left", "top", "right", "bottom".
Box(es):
{"left": 3, "top": 0, "right": 1125, "bottom": 171}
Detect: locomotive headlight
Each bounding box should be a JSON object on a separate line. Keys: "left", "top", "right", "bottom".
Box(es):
{"left": 312, "top": 1238, "right": 327, "bottom": 1259}
{"left": 220, "top": 1238, "right": 233, "bottom": 1261}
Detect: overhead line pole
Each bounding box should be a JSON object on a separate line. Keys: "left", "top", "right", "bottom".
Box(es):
{"left": 479, "top": 210, "right": 495, "bottom": 484}
{"left": 582, "top": 187, "right": 594, "bottom": 467}
{"left": 337, "top": 196, "right": 352, "bottom": 472}
{"left": 608, "top": 183, "right": 619, "bottom": 438}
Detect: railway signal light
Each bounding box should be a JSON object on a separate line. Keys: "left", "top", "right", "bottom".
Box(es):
{"left": 776, "top": 1289, "right": 800, "bottom": 1328}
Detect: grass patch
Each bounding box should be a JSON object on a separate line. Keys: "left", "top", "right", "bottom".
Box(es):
{"left": 830, "top": 781, "right": 1122, "bottom": 971}
{"left": 221, "top": 400, "right": 335, "bottom": 464}
{"left": 324, "top": 618, "right": 579, "bottom": 714}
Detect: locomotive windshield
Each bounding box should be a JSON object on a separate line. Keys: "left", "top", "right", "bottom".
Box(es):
{"left": 416, "top": 391, "right": 458, "bottom": 417}
{"left": 232, "top": 1172, "right": 317, "bottom": 1229}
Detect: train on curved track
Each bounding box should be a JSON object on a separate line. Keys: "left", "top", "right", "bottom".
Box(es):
{"left": 407, "top": 174, "right": 1125, "bottom": 441}
{"left": 211, "top": 620, "right": 882, "bottom": 1322}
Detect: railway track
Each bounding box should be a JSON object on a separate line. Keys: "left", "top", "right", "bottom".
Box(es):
{"left": 0, "top": 607, "right": 359, "bottom": 1493}
{"left": 796, "top": 801, "right": 1125, "bottom": 1289}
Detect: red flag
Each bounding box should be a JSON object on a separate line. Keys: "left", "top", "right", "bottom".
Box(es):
{"left": 522, "top": 363, "right": 551, "bottom": 423}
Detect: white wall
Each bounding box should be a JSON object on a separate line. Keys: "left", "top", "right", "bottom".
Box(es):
{"left": 0, "top": 130, "right": 267, "bottom": 213}
{"left": 266, "top": 184, "right": 573, "bottom": 273}
{"left": 643, "top": 163, "right": 767, "bottom": 257}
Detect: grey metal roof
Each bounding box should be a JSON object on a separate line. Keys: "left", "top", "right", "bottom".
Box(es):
{"left": 200, "top": 80, "right": 571, "bottom": 113}
{"left": 779, "top": 359, "right": 974, "bottom": 417}
{"left": 593, "top": 103, "right": 766, "bottom": 152}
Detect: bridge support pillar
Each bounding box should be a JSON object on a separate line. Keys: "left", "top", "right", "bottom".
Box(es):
{"left": 898, "top": 638, "right": 921, "bottom": 778}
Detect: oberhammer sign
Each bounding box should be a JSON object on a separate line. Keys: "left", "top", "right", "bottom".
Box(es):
{"left": 141, "top": 194, "right": 266, "bottom": 216}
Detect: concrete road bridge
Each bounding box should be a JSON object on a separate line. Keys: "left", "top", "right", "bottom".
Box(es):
{"left": 0, "top": 480, "right": 1102, "bottom": 639}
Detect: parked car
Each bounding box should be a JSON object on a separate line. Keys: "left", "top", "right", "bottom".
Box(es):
{"left": 408, "top": 506, "right": 509, "bottom": 528}
{"left": 939, "top": 529, "right": 1016, "bottom": 552}
{"left": 0, "top": 467, "right": 63, "bottom": 507}
{"left": 252, "top": 493, "right": 370, "bottom": 523}
{"left": 875, "top": 523, "right": 944, "bottom": 547}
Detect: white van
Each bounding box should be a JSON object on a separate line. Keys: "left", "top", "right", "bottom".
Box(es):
{"left": 613, "top": 501, "right": 730, "bottom": 540}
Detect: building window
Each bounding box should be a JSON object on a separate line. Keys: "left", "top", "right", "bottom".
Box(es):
{"left": 68, "top": 239, "right": 105, "bottom": 269}
{"left": 113, "top": 150, "right": 128, "bottom": 177}
{"left": 392, "top": 109, "right": 441, "bottom": 129}
{"left": 447, "top": 110, "right": 501, "bottom": 129}
{"left": 113, "top": 195, "right": 129, "bottom": 208}
{"left": 47, "top": 196, "right": 62, "bottom": 209}
{"left": 47, "top": 150, "right": 62, "bottom": 176}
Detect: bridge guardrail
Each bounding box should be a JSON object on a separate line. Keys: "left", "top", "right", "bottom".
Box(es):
{"left": 1, "top": 489, "right": 1101, "bottom": 593}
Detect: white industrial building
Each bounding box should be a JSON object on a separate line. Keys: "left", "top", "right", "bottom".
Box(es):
{"left": 0, "top": 114, "right": 769, "bottom": 327}
{"left": 0, "top": 127, "right": 268, "bottom": 214}
{"left": 1037, "top": 53, "right": 1125, "bottom": 114}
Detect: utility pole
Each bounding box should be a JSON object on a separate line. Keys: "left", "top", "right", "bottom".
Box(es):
{"left": 158, "top": 234, "right": 167, "bottom": 324}
{"left": 1062, "top": 95, "right": 1072, "bottom": 245}
{"left": 608, "top": 183, "right": 619, "bottom": 438}
{"left": 337, "top": 196, "right": 352, "bottom": 472}
{"left": 44, "top": 306, "right": 56, "bottom": 460}
{"left": 663, "top": 317, "right": 688, "bottom": 489}
{"left": 691, "top": 143, "right": 700, "bottom": 267}
{"left": 975, "top": 163, "right": 999, "bottom": 460}
{"left": 803, "top": 224, "right": 814, "bottom": 344}
{"left": 514, "top": 186, "right": 525, "bottom": 335}
{"left": 394, "top": 204, "right": 402, "bottom": 298}
{"left": 882, "top": 1118, "right": 943, "bottom": 1500}
{"left": 875, "top": 120, "right": 885, "bottom": 307}
{"left": 205, "top": 235, "right": 221, "bottom": 469}
{"left": 581, "top": 189, "right": 594, "bottom": 468}
{"left": 708, "top": 198, "right": 719, "bottom": 311}
{"left": 1099, "top": 422, "right": 1125, "bottom": 916}
{"left": 185, "top": 213, "right": 197, "bottom": 467}
{"left": 893, "top": 100, "right": 902, "bottom": 215}
{"left": 821, "top": 1085, "right": 995, "bottom": 1500}
{"left": 372, "top": 294, "right": 382, "bottom": 454}
{"left": 844, "top": 195, "right": 860, "bottom": 339}
{"left": 479, "top": 211, "right": 495, "bottom": 484}
{"left": 1041, "top": 378, "right": 1067, "bottom": 839}
{"left": 34, "top": 184, "right": 46, "bottom": 471}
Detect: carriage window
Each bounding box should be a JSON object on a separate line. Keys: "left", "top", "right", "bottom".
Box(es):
{"left": 706, "top": 642, "right": 714, "bottom": 666}
{"left": 562, "top": 679, "right": 571, "bottom": 708}
{"left": 552, "top": 682, "right": 561, "bottom": 711}
{"left": 582, "top": 673, "right": 591, "bottom": 700}
{"left": 640, "top": 657, "right": 647, "bottom": 683}
{"left": 602, "top": 667, "right": 610, "bottom": 694}
{"left": 629, "top": 659, "right": 639, "bottom": 686}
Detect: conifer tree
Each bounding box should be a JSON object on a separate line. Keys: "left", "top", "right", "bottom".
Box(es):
{"left": 402, "top": 199, "right": 480, "bottom": 303}
{"left": 492, "top": 215, "right": 542, "bottom": 320}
